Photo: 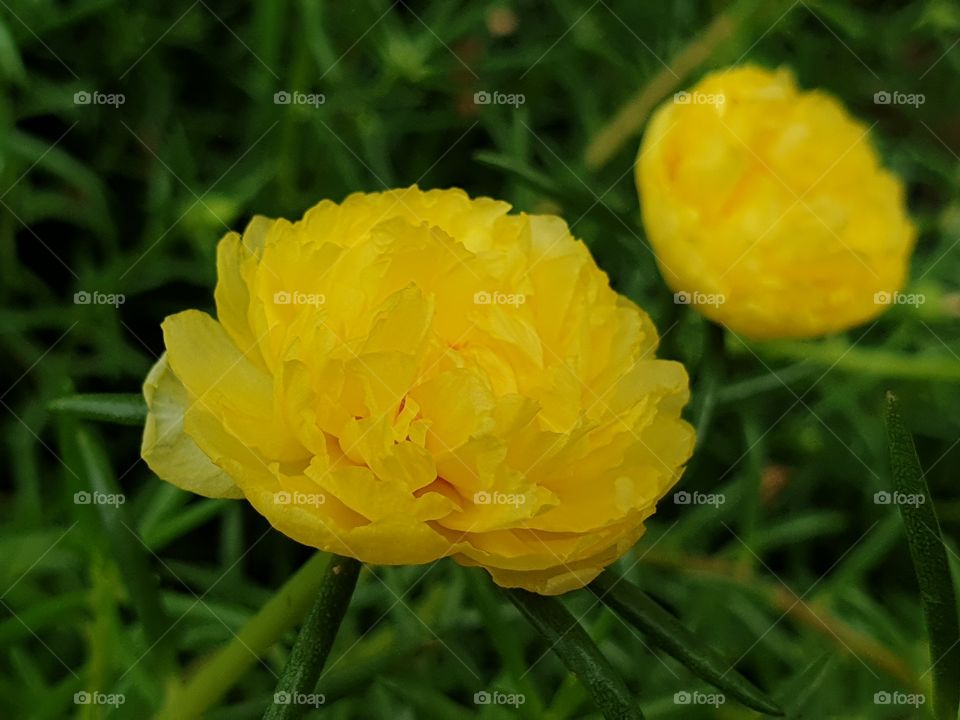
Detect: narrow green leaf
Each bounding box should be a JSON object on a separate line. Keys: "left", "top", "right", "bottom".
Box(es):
{"left": 379, "top": 678, "right": 468, "bottom": 720}
{"left": 590, "top": 570, "right": 783, "bottom": 716}
{"left": 778, "top": 653, "right": 836, "bottom": 720}
{"left": 49, "top": 393, "right": 147, "bottom": 425}
{"left": 71, "top": 426, "right": 174, "bottom": 675}
{"left": 263, "top": 555, "right": 361, "bottom": 720}
{"left": 466, "top": 570, "right": 544, "bottom": 718}
{"left": 141, "top": 498, "right": 227, "bottom": 552}
{"left": 473, "top": 151, "right": 566, "bottom": 198}
{"left": 158, "top": 552, "right": 333, "bottom": 720}
{"left": 692, "top": 321, "right": 725, "bottom": 451}
{"left": 885, "top": 392, "right": 960, "bottom": 720}
{"left": 505, "top": 588, "right": 644, "bottom": 720}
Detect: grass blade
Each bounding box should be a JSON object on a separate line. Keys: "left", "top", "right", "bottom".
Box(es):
{"left": 67, "top": 424, "right": 174, "bottom": 677}
{"left": 885, "top": 392, "right": 960, "bottom": 720}
{"left": 158, "top": 552, "right": 334, "bottom": 720}
{"left": 591, "top": 569, "right": 783, "bottom": 715}
{"left": 49, "top": 393, "right": 147, "bottom": 425}
{"left": 505, "top": 588, "right": 644, "bottom": 720}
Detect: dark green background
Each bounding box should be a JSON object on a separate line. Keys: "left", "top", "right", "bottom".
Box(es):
{"left": 2, "top": 0, "right": 959, "bottom": 717}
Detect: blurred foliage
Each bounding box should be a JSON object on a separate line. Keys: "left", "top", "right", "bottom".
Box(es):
{"left": 1, "top": 0, "right": 959, "bottom": 718}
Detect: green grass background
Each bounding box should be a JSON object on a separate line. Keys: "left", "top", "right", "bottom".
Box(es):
{"left": 2, "top": 0, "right": 960, "bottom": 717}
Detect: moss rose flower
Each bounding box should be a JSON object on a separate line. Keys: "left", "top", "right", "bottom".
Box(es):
{"left": 142, "top": 187, "right": 694, "bottom": 594}
{"left": 638, "top": 65, "right": 916, "bottom": 339}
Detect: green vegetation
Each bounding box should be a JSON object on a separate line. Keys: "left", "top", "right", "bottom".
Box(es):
{"left": 3, "top": 1, "right": 959, "bottom": 717}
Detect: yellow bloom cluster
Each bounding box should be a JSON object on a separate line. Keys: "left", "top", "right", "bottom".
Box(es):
{"left": 142, "top": 187, "right": 694, "bottom": 594}
{"left": 638, "top": 65, "right": 916, "bottom": 339}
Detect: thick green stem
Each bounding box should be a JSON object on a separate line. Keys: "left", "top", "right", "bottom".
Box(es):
{"left": 263, "top": 555, "right": 361, "bottom": 720}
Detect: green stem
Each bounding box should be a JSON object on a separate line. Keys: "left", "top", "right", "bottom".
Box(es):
{"left": 749, "top": 340, "right": 960, "bottom": 382}
{"left": 506, "top": 588, "right": 644, "bottom": 720}
{"left": 263, "top": 555, "right": 361, "bottom": 720}
{"left": 584, "top": 8, "right": 741, "bottom": 169}
{"left": 693, "top": 322, "right": 725, "bottom": 450}
{"left": 715, "top": 362, "right": 818, "bottom": 405}
{"left": 155, "top": 552, "right": 334, "bottom": 720}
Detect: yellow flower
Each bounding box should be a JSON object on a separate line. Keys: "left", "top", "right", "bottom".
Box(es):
{"left": 141, "top": 187, "right": 694, "bottom": 594}
{"left": 637, "top": 65, "right": 916, "bottom": 339}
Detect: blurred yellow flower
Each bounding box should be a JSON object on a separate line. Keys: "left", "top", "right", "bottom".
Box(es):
{"left": 142, "top": 187, "right": 694, "bottom": 594}
{"left": 637, "top": 65, "right": 916, "bottom": 339}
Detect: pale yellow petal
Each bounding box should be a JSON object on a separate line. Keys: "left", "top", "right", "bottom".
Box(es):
{"left": 141, "top": 354, "right": 242, "bottom": 499}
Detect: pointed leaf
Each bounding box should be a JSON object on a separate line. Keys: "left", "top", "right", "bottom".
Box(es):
{"left": 506, "top": 587, "right": 644, "bottom": 720}
{"left": 590, "top": 570, "right": 783, "bottom": 716}
{"left": 885, "top": 392, "right": 960, "bottom": 720}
